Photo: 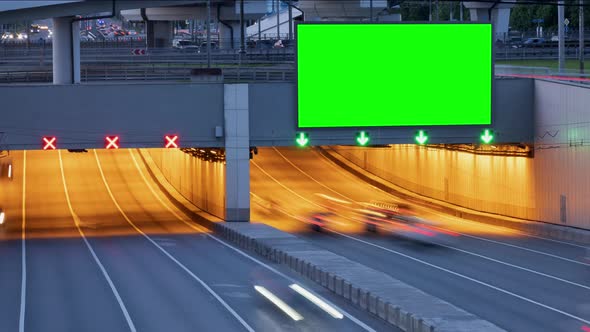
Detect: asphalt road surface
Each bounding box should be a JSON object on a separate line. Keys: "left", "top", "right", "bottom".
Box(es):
{"left": 250, "top": 147, "right": 590, "bottom": 332}
{"left": 0, "top": 149, "right": 392, "bottom": 332}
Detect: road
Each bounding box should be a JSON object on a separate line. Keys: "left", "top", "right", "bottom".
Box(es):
{"left": 250, "top": 147, "right": 590, "bottom": 332}
{"left": 0, "top": 149, "right": 391, "bottom": 332}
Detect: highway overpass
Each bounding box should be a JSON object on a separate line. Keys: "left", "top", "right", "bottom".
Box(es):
{"left": 1, "top": 3, "right": 590, "bottom": 332}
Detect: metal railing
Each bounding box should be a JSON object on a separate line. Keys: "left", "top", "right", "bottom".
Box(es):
{"left": 0, "top": 65, "right": 295, "bottom": 83}
{"left": 495, "top": 46, "right": 590, "bottom": 60}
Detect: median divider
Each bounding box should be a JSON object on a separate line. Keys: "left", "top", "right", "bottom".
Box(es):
{"left": 317, "top": 146, "right": 590, "bottom": 245}
{"left": 137, "top": 148, "right": 505, "bottom": 332}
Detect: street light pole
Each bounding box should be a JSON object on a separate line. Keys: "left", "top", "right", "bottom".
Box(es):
{"left": 276, "top": 0, "right": 280, "bottom": 39}
{"left": 240, "top": 0, "right": 245, "bottom": 53}
{"left": 288, "top": 0, "right": 293, "bottom": 40}
{"left": 435, "top": 0, "right": 439, "bottom": 21}
{"left": 558, "top": 0, "right": 565, "bottom": 72}
{"left": 206, "top": 0, "right": 211, "bottom": 68}
{"left": 580, "top": 0, "right": 585, "bottom": 73}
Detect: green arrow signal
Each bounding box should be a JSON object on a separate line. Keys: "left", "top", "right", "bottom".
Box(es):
{"left": 415, "top": 130, "right": 428, "bottom": 145}
{"left": 481, "top": 129, "right": 494, "bottom": 144}
{"left": 356, "top": 131, "right": 370, "bottom": 146}
{"left": 296, "top": 132, "right": 309, "bottom": 147}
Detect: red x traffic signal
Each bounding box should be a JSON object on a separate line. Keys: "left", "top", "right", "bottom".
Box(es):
{"left": 42, "top": 136, "right": 56, "bottom": 150}
{"left": 165, "top": 135, "right": 179, "bottom": 148}
{"left": 105, "top": 136, "right": 120, "bottom": 149}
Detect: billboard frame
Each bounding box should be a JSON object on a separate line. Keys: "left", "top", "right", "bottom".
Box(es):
{"left": 294, "top": 21, "right": 495, "bottom": 131}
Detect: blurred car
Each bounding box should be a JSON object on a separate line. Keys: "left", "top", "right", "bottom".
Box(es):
{"left": 308, "top": 212, "right": 334, "bottom": 231}
{"left": 0, "top": 159, "right": 13, "bottom": 180}
{"left": 0, "top": 208, "right": 5, "bottom": 225}
{"left": 359, "top": 201, "right": 459, "bottom": 242}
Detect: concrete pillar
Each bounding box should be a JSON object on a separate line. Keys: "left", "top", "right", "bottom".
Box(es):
{"left": 52, "top": 17, "right": 80, "bottom": 84}
{"left": 218, "top": 21, "right": 240, "bottom": 49}
{"left": 468, "top": 8, "right": 490, "bottom": 22}
{"left": 146, "top": 21, "right": 173, "bottom": 48}
{"left": 463, "top": 2, "right": 513, "bottom": 42}
{"left": 224, "top": 84, "right": 250, "bottom": 222}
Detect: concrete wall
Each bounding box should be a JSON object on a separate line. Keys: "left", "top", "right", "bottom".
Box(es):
{"left": 249, "top": 79, "right": 534, "bottom": 147}
{"left": 534, "top": 80, "right": 590, "bottom": 228}
{"left": 147, "top": 148, "right": 225, "bottom": 219}
{"left": 0, "top": 83, "right": 225, "bottom": 150}
{"left": 0, "top": 79, "right": 531, "bottom": 149}
{"left": 333, "top": 80, "right": 590, "bottom": 229}
{"left": 333, "top": 145, "right": 536, "bottom": 220}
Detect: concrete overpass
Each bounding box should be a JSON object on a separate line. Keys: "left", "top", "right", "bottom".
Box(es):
{"left": 0, "top": 1, "right": 211, "bottom": 84}
{"left": 251, "top": 1, "right": 514, "bottom": 43}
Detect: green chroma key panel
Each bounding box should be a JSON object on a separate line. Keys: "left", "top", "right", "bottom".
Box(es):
{"left": 296, "top": 23, "right": 492, "bottom": 128}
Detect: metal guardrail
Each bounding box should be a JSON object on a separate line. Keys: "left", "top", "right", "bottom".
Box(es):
{"left": 494, "top": 46, "right": 590, "bottom": 60}
{"left": 0, "top": 46, "right": 294, "bottom": 58}
{"left": 1, "top": 59, "right": 588, "bottom": 84}
{"left": 495, "top": 65, "right": 590, "bottom": 85}
{"left": 0, "top": 65, "right": 295, "bottom": 83}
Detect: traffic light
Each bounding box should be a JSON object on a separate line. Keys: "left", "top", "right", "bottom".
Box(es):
{"left": 480, "top": 129, "right": 494, "bottom": 144}
{"left": 296, "top": 132, "right": 309, "bottom": 147}
{"left": 42, "top": 136, "right": 57, "bottom": 150}
{"left": 165, "top": 135, "right": 179, "bottom": 148}
{"left": 105, "top": 136, "right": 120, "bottom": 149}
{"left": 415, "top": 130, "right": 428, "bottom": 145}
{"left": 356, "top": 131, "right": 370, "bottom": 146}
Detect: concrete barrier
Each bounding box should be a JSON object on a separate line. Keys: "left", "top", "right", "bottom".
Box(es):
{"left": 138, "top": 148, "right": 505, "bottom": 332}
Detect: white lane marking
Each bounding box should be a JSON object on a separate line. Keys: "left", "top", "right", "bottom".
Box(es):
{"left": 128, "top": 149, "right": 377, "bottom": 332}
{"left": 251, "top": 161, "right": 364, "bottom": 228}
{"left": 254, "top": 286, "right": 303, "bottom": 321}
{"left": 19, "top": 151, "right": 26, "bottom": 332}
{"left": 331, "top": 230, "right": 590, "bottom": 326}
{"left": 252, "top": 155, "right": 590, "bottom": 324}
{"left": 523, "top": 234, "right": 589, "bottom": 249}
{"left": 273, "top": 147, "right": 352, "bottom": 201}
{"left": 275, "top": 150, "right": 590, "bottom": 276}
{"left": 435, "top": 242, "right": 590, "bottom": 290}
{"left": 289, "top": 284, "right": 343, "bottom": 319}
{"left": 98, "top": 150, "right": 254, "bottom": 332}
{"left": 251, "top": 161, "right": 327, "bottom": 210}
{"left": 436, "top": 228, "right": 590, "bottom": 267}
{"left": 58, "top": 150, "right": 137, "bottom": 332}
{"left": 310, "top": 148, "right": 590, "bottom": 265}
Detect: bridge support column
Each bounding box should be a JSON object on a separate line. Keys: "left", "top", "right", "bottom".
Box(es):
{"left": 146, "top": 21, "right": 173, "bottom": 48}
{"left": 224, "top": 84, "right": 250, "bottom": 222}
{"left": 218, "top": 21, "right": 241, "bottom": 49}
{"left": 52, "top": 16, "right": 80, "bottom": 84}
{"left": 463, "top": 2, "right": 513, "bottom": 42}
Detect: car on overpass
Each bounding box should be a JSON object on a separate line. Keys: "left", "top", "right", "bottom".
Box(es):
{"left": 173, "top": 39, "right": 200, "bottom": 52}
{"left": 523, "top": 37, "right": 546, "bottom": 47}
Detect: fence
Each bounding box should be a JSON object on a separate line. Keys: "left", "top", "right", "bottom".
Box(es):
{"left": 0, "top": 64, "right": 295, "bottom": 83}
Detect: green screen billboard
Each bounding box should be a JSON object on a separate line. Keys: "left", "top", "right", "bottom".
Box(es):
{"left": 296, "top": 23, "right": 492, "bottom": 128}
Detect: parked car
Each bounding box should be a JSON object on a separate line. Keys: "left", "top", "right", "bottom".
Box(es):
{"left": 199, "top": 42, "right": 218, "bottom": 53}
